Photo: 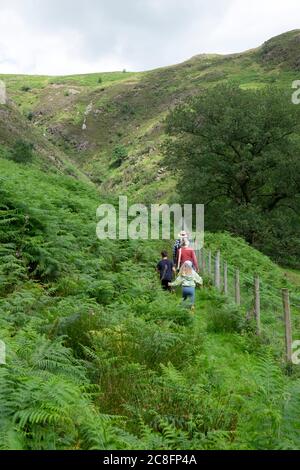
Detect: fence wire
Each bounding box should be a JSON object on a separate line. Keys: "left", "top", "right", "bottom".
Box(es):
{"left": 194, "top": 247, "right": 300, "bottom": 362}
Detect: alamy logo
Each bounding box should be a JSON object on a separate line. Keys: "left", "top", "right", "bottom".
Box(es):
{"left": 0, "top": 80, "right": 7, "bottom": 105}
{"left": 292, "top": 340, "right": 300, "bottom": 365}
{"left": 96, "top": 196, "right": 204, "bottom": 248}
{"left": 0, "top": 341, "right": 6, "bottom": 365}
{"left": 291, "top": 80, "right": 300, "bottom": 105}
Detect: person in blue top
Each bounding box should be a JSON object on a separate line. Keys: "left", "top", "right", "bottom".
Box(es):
{"left": 157, "top": 251, "right": 176, "bottom": 291}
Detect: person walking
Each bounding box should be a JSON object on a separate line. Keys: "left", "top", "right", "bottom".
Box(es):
{"left": 176, "top": 238, "right": 199, "bottom": 272}
{"left": 169, "top": 261, "right": 203, "bottom": 310}
{"left": 156, "top": 251, "right": 176, "bottom": 291}
{"left": 173, "top": 230, "right": 188, "bottom": 264}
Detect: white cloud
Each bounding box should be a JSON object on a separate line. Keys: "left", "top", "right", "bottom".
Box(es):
{"left": 0, "top": 4, "right": 126, "bottom": 74}
{"left": 0, "top": 0, "right": 299, "bottom": 75}
{"left": 207, "top": 0, "right": 300, "bottom": 54}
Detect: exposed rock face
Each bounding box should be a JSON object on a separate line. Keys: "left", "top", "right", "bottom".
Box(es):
{"left": 76, "top": 141, "right": 90, "bottom": 151}
{"left": 47, "top": 123, "right": 66, "bottom": 137}
{"left": 68, "top": 88, "right": 80, "bottom": 95}
{"left": 82, "top": 102, "right": 93, "bottom": 130}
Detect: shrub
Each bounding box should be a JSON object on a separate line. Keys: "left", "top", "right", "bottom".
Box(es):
{"left": 111, "top": 144, "right": 128, "bottom": 167}
{"left": 27, "top": 111, "right": 34, "bottom": 121}
{"left": 10, "top": 140, "right": 34, "bottom": 164}
{"left": 120, "top": 102, "right": 135, "bottom": 116}
{"left": 207, "top": 294, "right": 245, "bottom": 333}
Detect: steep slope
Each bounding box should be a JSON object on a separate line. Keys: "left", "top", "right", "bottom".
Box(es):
{"left": 1, "top": 31, "right": 300, "bottom": 448}
{"left": 1, "top": 30, "right": 300, "bottom": 201}
{"left": 1, "top": 152, "right": 300, "bottom": 450}
{"left": 260, "top": 29, "right": 300, "bottom": 69}
{"left": 0, "top": 96, "right": 92, "bottom": 182}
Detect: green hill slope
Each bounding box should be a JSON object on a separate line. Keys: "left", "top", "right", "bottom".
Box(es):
{"left": 1, "top": 30, "right": 300, "bottom": 450}
{"left": 0, "top": 103, "right": 93, "bottom": 185}
{"left": 2, "top": 30, "right": 300, "bottom": 200}
{"left": 1, "top": 153, "right": 300, "bottom": 450}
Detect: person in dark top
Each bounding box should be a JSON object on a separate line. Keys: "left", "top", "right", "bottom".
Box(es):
{"left": 157, "top": 251, "right": 175, "bottom": 291}
{"left": 173, "top": 239, "right": 181, "bottom": 264}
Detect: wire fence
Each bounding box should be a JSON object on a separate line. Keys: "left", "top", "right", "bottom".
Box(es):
{"left": 194, "top": 246, "right": 300, "bottom": 364}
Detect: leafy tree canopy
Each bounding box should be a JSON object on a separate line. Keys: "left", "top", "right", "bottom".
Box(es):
{"left": 163, "top": 84, "right": 300, "bottom": 266}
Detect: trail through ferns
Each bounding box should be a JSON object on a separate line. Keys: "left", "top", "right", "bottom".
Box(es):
{"left": 0, "top": 155, "right": 300, "bottom": 450}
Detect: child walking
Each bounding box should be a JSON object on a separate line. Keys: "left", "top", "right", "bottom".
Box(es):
{"left": 156, "top": 251, "right": 176, "bottom": 291}
{"left": 169, "top": 261, "right": 203, "bottom": 309}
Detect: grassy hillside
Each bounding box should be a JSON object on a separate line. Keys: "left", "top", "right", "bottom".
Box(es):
{"left": 2, "top": 30, "right": 300, "bottom": 201}
{"left": 0, "top": 100, "right": 92, "bottom": 182}
{"left": 1, "top": 30, "right": 300, "bottom": 450}
{"left": 1, "top": 154, "right": 300, "bottom": 450}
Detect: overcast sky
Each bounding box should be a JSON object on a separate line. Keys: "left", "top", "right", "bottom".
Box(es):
{"left": 0, "top": 0, "right": 300, "bottom": 75}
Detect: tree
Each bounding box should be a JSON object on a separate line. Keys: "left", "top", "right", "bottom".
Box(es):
{"left": 163, "top": 84, "right": 300, "bottom": 265}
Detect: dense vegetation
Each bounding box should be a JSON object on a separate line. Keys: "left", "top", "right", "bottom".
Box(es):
{"left": 163, "top": 85, "right": 300, "bottom": 267}
{"left": 1, "top": 30, "right": 300, "bottom": 451}
{"left": 0, "top": 151, "right": 300, "bottom": 450}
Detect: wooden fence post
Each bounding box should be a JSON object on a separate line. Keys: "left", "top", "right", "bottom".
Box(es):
{"left": 282, "top": 288, "right": 292, "bottom": 363}
{"left": 197, "top": 250, "right": 202, "bottom": 273}
{"left": 214, "top": 250, "right": 221, "bottom": 290}
{"left": 208, "top": 250, "right": 212, "bottom": 277}
{"left": 223, "top": 261, "right": 228, "bottom": 295}
{"left": 254, "top": 276, "right": 261, "bottom": 335}
{"left": 235, "top": 269, "right": 241, "bottom": 306}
